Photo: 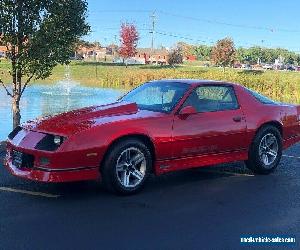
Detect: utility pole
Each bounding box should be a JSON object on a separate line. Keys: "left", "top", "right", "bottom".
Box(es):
{"left": 150, "top": 11, "right": 156, "bottom": 54}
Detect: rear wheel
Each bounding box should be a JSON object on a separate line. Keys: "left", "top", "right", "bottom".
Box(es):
{"left": 245, "top": 125, "right": 282, "bottom": 174}
{"left": 101, "top": 138, "right": 152, "bottom": 195}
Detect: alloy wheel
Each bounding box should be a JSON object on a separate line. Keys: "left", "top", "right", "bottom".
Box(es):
{"left": 116, "top": 147, "right": 146, "bottom": 188}
{"left": 259, "top": 133, "right": 279, "bottom": 167}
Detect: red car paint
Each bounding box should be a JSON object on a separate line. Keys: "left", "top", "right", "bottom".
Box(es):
{"left": 4, "top": 80, "right": 300, "bottom": 182}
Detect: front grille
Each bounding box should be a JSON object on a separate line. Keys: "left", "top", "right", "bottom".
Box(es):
{"left": 12, "top": 150, "right": 35, "bottom": 169}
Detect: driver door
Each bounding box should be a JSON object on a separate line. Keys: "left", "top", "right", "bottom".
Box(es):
{"left": 172, "top": 85, "right": 247, "bottom": 158}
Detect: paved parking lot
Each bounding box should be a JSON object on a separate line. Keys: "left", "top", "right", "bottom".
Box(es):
{"left": 0, "top": 143, "right": 299, "bottom": 250}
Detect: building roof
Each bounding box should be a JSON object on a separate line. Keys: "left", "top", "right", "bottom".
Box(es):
{"left": 137, "top": 48, "right": 169, "bottom": 55}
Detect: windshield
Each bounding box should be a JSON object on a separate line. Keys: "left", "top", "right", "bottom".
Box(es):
{"left": 120, "top": 81, "right": 189, "bottom": 113}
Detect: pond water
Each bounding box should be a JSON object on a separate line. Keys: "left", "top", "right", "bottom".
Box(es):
{"left": 0, "top": 81, "right": 125, "bottom": 140}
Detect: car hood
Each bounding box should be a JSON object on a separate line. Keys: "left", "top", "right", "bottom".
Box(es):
{"left": 23, "top": 102, "right": 138, "bottom": 137}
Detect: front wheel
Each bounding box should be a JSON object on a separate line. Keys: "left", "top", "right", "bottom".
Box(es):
{"left": 245, "top": 125, "right": 282, "bottom": 174}
{"left": 101, "top": 138, "right": 152, "bottom": 195}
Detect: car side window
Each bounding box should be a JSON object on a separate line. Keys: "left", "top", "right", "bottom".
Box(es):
{"left": 182, "top": 85, "right": 239, "bottom": 112}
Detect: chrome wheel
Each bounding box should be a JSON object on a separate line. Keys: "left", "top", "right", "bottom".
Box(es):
{"left": 259, "top": 133, "right": 278, "bottom": 167}
{"left": 116, "top": 147, "right": 146, "bottom": 188}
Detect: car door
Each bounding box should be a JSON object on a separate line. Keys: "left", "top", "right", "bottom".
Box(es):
{"left": 172, "top": 85, "right": 247, "bottom": 158}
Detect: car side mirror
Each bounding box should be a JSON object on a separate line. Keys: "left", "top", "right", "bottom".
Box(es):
{"left": 178, "top": 105, "right": 197, "bottom": 119}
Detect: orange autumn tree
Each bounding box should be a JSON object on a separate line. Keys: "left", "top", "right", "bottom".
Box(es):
{"left": 119, "top": 23, "right": 139, "bottom": 67}
{"left": 211, "top": 37, "right": 236, "bottom": 72}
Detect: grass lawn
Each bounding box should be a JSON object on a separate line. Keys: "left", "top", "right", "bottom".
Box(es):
{"left": 1, "top": 59, "right": 300, "bottom": 103}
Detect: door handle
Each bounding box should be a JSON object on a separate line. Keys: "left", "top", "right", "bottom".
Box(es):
{"left": 233, "top": 116, "right": 242, "bottom": 122}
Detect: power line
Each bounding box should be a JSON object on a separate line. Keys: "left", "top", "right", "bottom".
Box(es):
{"left": 90, "top": 26, "right": 299, "bottom": 51}
{"left": 86, "top": 9, "right": 300, "bottom": 51}
{"left": 89, "top": 10, "right": 151, "bottom": 13}
{"left": 89, "top": 9, "right": 300, "bottom": 33}
{"left": 155, "top": 30, "right": 212, "bottom": 44}
{"left": 157, "top": 11, "right": 279, "bottom": 32}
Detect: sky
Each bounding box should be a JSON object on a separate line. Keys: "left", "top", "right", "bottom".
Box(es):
{"left": 86, "top": 0, "right": 300, "bottom": 52}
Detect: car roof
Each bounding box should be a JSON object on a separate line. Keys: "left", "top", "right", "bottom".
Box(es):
{"left": 149, "top": 79, "right": 238, "bottom": 86}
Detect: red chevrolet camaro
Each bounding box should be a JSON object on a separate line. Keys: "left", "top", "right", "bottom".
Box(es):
{"left": 4, "top": 79, "right": 300, "bottom": 194}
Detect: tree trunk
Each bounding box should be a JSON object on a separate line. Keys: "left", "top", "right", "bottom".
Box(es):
{"left": 12, "top": 96, "right": 21, "bottom": 129}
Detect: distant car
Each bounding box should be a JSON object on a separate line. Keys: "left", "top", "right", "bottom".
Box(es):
{"left": 5, "top": 80, "right": 300, "bottom": 194}
{"left": 70, "top": 54, "right": 83, "bottom": 60}
{"left": 262, "top": 64, "right": 273, "bottom": 70}
{"left": 234, "top": 63, "right": 242, "bottom": 68}
{"left": 286, "top": 65, "right": 296, "bottom": 71}
{"left": 241, "top": 64, "right": 252, "bottom": 70}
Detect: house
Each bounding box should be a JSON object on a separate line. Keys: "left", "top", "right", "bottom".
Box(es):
{"left": 76, "top": 45, "right": 108, "bottom": 61}
{"left": 106, "top": 44, "right": 119, "bottom": 56}
{"left": 135, "top": 48, "right": 169, "bottom": 65}
{"left": 184, "top": 55, "right": 197, "bottom": 61}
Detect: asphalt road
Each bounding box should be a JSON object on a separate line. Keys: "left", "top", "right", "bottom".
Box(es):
{"left": 0, "top": 144, "right": 299, "bottom": 250}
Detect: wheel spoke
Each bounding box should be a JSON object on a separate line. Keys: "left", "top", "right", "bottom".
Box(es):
{"left": 263, "top": 136, "right": 267, "bottom": 148}
{"left": 131, "top": 169, "right": 144, "bottom": 181}
{"left": 267, "top": 149, "right": 277, "bottom": 157}
{"left": 260, "top": 137, "right": 267, "bottom": 151}
{"left": 263, "top": 154, "right": 269, "bottom": 165}
{"left": 131, "top": 153, "right": 144, "bottom": 166}
{"left": 122, "top": 171, "right": 130, "bottom": 186}
{"left": 125, "top": 149, "right": 131, "bottom": 162}
{"left": 266, "top": 136, "right": 275, "bottom": 147}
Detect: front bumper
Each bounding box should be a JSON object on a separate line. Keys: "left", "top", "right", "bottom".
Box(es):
{"left": 4, "top": 157, "right": 100, "bottom": 182}
{"left": 4, "top": 140, "right": 102, "bottom": 183}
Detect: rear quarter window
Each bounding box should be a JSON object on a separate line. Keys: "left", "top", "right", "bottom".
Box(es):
{"left": 246, "top": 88, "right": 277, "bottom": 105}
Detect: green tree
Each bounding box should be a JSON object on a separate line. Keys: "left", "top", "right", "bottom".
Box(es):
{"left": 295, "top": 54, "right": 300, "bottom": 66}
{"left": 211, "top": 37, "right": 236, "bottom": 71}
{"left": 248, "top": 47, "right": 265, "bottom": 64}
{"left": 0, "top": 0, "right": 90, "bottom": 128}
{"left": 193, "top": 45, "right": 212, "bottom": 61}
{"left": 236, "top": 46, "right": 299, "bottom": 65}
{"left": 236, "top": 47, "right": 250, "bottom": 63}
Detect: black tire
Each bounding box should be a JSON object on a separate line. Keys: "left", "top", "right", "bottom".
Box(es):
{"left": 101, "top": 138, "right": 152, "bottom": 195}
{"left": 245, "top": 125, "right": 282, "bottom": 174}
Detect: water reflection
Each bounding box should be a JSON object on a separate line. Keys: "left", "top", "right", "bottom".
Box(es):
{"left": 0, "top": 84, "right": 125, "bottom": 140}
